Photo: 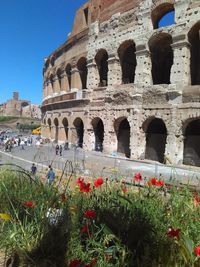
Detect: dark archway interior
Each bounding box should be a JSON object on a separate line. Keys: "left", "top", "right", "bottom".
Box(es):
{"left": 47, "top": 119, "right": 51, "bottom": 130}
{"left": 62, "top": 118, "right": 68, "bottom": 141}
{"left": 189, "top": 23, "right": 200, "bottom": 85}
{"left": 54, "top": 119, "right": 59, "bottom": 143}
{"left": 183, "top": 120, "right": 200, "bottom": 167}
{"left": 149, "top": 34, "right": 173, "bottom": 84}
{"left": 57, "top": 69, "right": 62, "bottom": 89}
{"left": 95, "top": 50, "right": 108, "bottom": 87}
{"left": 145, "top": 118, "right": 167, "bottom": 163}
{"left": 93, "top": 119, "right": 104, "bottom": 152}
{"left": 66, "top": 64, "right": 72, "bottom": 89}
{"left": 117, "top": 119, "right": 130, "bottom": 158}
{"left": 77, "top": 57, "right": 88, "bottom": 89}
{"left": 118, "top": 41, "right": 136, "bottom": 84}
{"left": 74, "top": 119, "right": 84, "bottom": 148}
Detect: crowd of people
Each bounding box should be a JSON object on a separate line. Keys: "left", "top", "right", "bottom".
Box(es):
{"left": 0, "top": 133, "right": 44, "bottom": 152}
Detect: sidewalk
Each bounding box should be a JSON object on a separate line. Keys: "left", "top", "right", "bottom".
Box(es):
{"left": 0, "top": 144, "right": 200, "bottom": 187}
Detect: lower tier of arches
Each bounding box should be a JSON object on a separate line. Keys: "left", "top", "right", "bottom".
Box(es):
{"left": 41, "top": 107, "right": 200, "bottom": 167}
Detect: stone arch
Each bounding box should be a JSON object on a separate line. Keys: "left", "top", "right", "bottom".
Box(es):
{"left": 54, "top": 118, "right": 59, "bottom": 143}
{"left": 95, "top": 49, "right": 108, "bottom": 87}
{"left": 183, "top": 119, "right": 200, "bottom": 167}
{"left": 65, "top": 64, "right": 72, "bottom": 90}
{"left": 118, "top": 40, "right": 137, "bottom": 84}
{"left": 149, "top": 33, "right": 173, "bottom": 84}
{"left": 73, "top": 118, "right": 84, "bottom": 148}
{"left": 56, "top": 68, "right": 62, "bottom": 90}
{"left": 144, "top": 118, "right": 167, "bottom": 163}
{"left": 188, "top": 21, "right": 200, "bottom": 85}
{"left": 62, "top": 117, "right": 69, "bottom": 141}
{"left": 114, "top": 117, "right": 130, "bottom": 158}
{"left": 77, "top": 57, "right": 88, "bottom": 89}
{"left": 151, "top": 1, "right": 175, "bottom": 29}
{"left": 91, "top": 117, "right": 104, "bottom": 152}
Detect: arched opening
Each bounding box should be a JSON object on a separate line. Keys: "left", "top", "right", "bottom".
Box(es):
{"left": 188, "top": 22, "right": 200, "bottom": 85}
{"left": 115, "top": 118, "right": 130, "bottom": 158}
{"left": 57, "top": 68, "right": 62, "bottom": 90}
{"left": 92, "top": 118, "right": 104, "bottom": 152}
{"left": 73, "top": 118, "right": 84, "bottom": 148}
{"left": 95, "top": 49, "right": 108, "bottom": 87}
{"left": 66, "top": 64, "right": 72, "bottom": 90}
{"left": 145, "top": 118, "right": 167, "bottom": 163}
{"left": 118, "top": 40, "right": 137, "bottom": 84}
{"left": 54, "top": 118, "right": 59, "bottom": 143}
{"left": 77, "top": 57, "right": 88, "bottom": 89}
{"left": 149, "top": 33, "right": 173, "bottom": 84}
{"left": 62, "top": 118, "right": 68, "bottom": 141}
{"left": 183, "top": 120, "right": 200, "bottom": 167}
{"left": 151, "top": 3, "right": 175, "bottom": 29}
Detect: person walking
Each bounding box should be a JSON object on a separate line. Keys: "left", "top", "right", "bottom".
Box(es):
{"left": 46, "top": 167, "right": 55, "bottom": 185}
{"left": 31, "top": 163, "right": 37, "bottom": 175}
{"left": 59, "top": 145, "right": 63, "bottom": 156}
{"left": 55, "top": 144, "right": 59, "bottom": 155}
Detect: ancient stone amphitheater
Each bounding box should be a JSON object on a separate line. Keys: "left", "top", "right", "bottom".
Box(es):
{"left": 41, "top": 0, "right": 200, "bottom": 167}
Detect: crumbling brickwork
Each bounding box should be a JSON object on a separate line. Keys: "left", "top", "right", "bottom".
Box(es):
{"left": 41, "top": 0, "right": 200, "bottom": 167}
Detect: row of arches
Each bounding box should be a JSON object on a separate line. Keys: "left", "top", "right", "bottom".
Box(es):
{"left": 47, "top": 57, "right": 88, "bottom": 94}
{"left": 45, "top": 21, "right": 200, "bottom": 98}
{"left": 44, "top": 117, "right": 200, "bottom": 167}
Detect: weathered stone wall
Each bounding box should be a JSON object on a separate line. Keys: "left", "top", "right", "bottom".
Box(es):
{"left": 41, "top": 0, "right": 200, "bottom": 167}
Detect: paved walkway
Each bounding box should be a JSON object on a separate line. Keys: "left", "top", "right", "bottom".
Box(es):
{"left": 0, "top": 144, "right": 200, "bottom": 187}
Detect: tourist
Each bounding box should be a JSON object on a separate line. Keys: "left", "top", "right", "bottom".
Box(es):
{"left": 59, "top": 145, "right": 63, "bottom": 156}
{"left": 46, "top": 167, "right": 55, "bottom": 185}
{"left": 31, "top": 163, "right": 37, "bottom": 175}
{"left": 55, "top": 144, "right": 59, "bottom": 155}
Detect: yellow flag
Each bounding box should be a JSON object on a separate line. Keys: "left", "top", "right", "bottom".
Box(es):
{"left": 0, "top": 213, "right": 11, "bottom": 221}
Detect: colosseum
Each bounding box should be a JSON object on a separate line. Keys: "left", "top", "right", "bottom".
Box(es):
{"left": 41, "top": 0, "right": 200, "bottom": 167}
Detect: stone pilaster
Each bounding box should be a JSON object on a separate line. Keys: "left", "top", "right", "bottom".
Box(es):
{"left": 83, "top": 128, "right": 95, "bottom": 151}
{"left": 86, "top": 59, "right": 99, "bottom": 89}
{"left": 71, "top": 67, "right": 82, "bottom": 90}
{"left": 52, "top": 76, "right": 60, "bottom": 94}
{"left": 43, "top": 82, "right": 48, "bottom": 98}
{"left": 47, "top": 80, "right": 53, "bottom": 96}
{"left": 60, "top": 72, "right": 70, "bottom": 92}
{"left": 171, "top": 34, "right": 191, "bottom": 86}
{"left": 103, "top": 128, "right": 117, "bottom": 154}
{"left": 107, "top": 54, "right": 121, "bottom": 85}
{"left": 135, "top": 44, "right": 152, "bottom": 85}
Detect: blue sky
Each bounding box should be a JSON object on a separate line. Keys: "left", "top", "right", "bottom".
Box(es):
{"left": 0, "top": 1, "right": 174, "bottom": 105}
{"left": 0, "top": 0, "right": 87, "bottom": 104}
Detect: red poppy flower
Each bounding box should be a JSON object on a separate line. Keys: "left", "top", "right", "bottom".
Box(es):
{"left": 167, "top": 227, "right": 180, "bottom": 239}
{"left": 23, "top": 201, "right": 34, "bottom": 208}
{"left": 147, "top": 178, "right": 165, "bottom": 187}
{"left": 68, "top": 259, "right": 82, "bottom": 267}
{"left": 194, "top": 194, "right": 200, "bottom": 205}
{"left": 81, "top": 225, "right": 89, "bottom": 234}
{"left": 122, "top": 186, "right": 127, "bottom": 193}
{"left": 84, "top": 210, "right": 96, "bottom": 219}
{"left": 94, "top": 178, "right": 104, "bottom": 187}
{"left": 80, "top": 182, "right": 91, "bottom": 193}
{"left": 134, "top": 172, "right": 142, "bottom": 181}
{"left": 84, "top": 258, "right": 97, "bottom": 267}
{"left": 195, "top": 246, "right": 200, "bottom": 256}
{"left": 77, "top": 178, "right": 91, "bottom": 193}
